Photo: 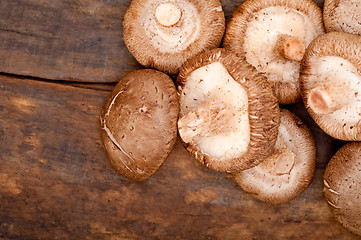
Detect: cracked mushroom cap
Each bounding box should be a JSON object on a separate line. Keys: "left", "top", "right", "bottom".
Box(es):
{"left": 177, "top": 48, "right": 280, "bottom": 173}
{"left": 123, "top": 0, "right": 225, "bottom": 75}
{"left": 223, "top": 0, "right": 325, "bottom": 104}
{"left": 100, "top": 69, "right": 179, "bottom": 181}
{"left": 300, "top": 32, "right": 361, "bottom": 141}
{"left": 233, "top": 109, "right": 316, "bottom": 204}
{"left": 324, "top": 0, "right": 361, "bottom": 35}
{"left": 324, "top": 142, "right": 361, "bottom": 236}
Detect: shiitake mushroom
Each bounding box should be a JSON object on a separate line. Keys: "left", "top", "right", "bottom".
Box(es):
{"left": 100, "top": 69, "right": 179, "bottom": 181}
{"left": 300, "top": 32, "right": 361, "bottom": 141}
{"left": 123, "top": 0, "right": 225, "bottom": 75}
{"left": 323, "top": 0, "right": 361, "bottom": 35}
{"left": 177, "top": 48, "right": 280, "bottom": 172}
{"left": 324, "top": 142, "right": 361, "bottom": 236}
{"left": 233, "top": 109, "right": 317, "bottom": 204}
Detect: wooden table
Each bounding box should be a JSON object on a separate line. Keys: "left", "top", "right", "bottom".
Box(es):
{"left": 0, "top": 0, "right": 360, "bottom": 239}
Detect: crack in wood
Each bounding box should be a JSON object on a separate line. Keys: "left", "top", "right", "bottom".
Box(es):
{"left": 0, "top": 28, "right": 60, "bottom": 40}
{"left": 0, "top": 72, "right": 114, "bottom": 92}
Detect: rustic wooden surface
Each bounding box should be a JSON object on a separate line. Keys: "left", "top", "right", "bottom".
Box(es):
{"left": 1, "top": 0, "right": 360, "bottom": 239}
{"left": 0, "top": 0, "right": 141, "bottom": 83}
{"left": 0, "top": 75, "right": 358, "bottom": 240}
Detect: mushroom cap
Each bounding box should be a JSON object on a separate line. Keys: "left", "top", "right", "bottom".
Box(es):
{"left": 324, "top": 142, "right": 361, "bottom": 236}
{"left": 233, "top": 109, "right": 317, "bottom": 204}
{"left": 323, "top": 0, "right": 361, "bottom": 35}
{"left": 223, "top": 0, "right": 325, "bottom": 104}
{"left": 100, "top": 69, "right": 179, "bottom": 181}
{"left": 300, "top": 32, "right": 361, "bottom": 141}
{"left": 123, "top": 0, "right": 225, "bottom": 75}
{"left": 177, "top": 48, "right": 280, "bottom": 172}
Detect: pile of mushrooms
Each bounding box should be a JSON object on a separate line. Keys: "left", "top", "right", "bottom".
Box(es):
{"left": 98, "top": 0, "right": 361, "bottom": 236}
{"left": 302, "top": 1, "right": 361, "bottom": 235}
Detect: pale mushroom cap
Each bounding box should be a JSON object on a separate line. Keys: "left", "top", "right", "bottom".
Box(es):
{"left": 300, "top": 32, "right": 361, "bottom": 141}
{"left": 123, "top": 0, "right": 225, "bottom": 75}
{"left": 324, "top": 0, "right": 361, "bottom": 35}
{"left": 324, "top": 142, "right": 361, "bottom": 236}
{"left": 223, "top": 0, "right": 325, "bottom": 104}
{"left": 177, "top": 48, "right": 280, "bottom": 172}
{"left": 233, "top": 109, "right": 317, "bottom": 204}
{"left": 100, "top": 69, "right": 179, "bottom": 181}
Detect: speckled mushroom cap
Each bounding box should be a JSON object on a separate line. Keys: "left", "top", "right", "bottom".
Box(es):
{"left": 233, "top": 109, "right": 317, "bottom": 204}
{"left": 100, "top": 69, "right": 179, "bottom": 181}
{"left": 324, "top": 0, "right": 361, "bottom": 35}
{"left": 324, "top": 142, "right": 361, "bottom": 236}
{"left": 223, "top": 0, "right": 325, "bottom": 104}
{"left": 300, "top": 32, "right": 361, "bottom": 141}
{"left": 123, "top": 0, "right": 225, "bottom": 75}
{"left": 177, "top": 48, "right": 280, "bottom": 173}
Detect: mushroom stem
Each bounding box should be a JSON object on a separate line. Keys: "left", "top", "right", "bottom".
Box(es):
{"left": 308, "top": 77, "right": 353, "bottom": 114}
{"left": 155, "top": 3, "right": 182, "bottom": 27}
{"left": 178, "top": 98, "right": 232, "bottom": 143}
{"left": 274, "top": 34, "right": 305, "bottom": 62}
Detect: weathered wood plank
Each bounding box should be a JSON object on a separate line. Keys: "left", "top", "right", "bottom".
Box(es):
{"left": 0, "top": 75, "right": 358, "bottom": 239}
{"left": 0, "top": 0, "right": 324, "bottom": 83}
{"left": 0, "top": 0, "right": 141, "bottom": 83}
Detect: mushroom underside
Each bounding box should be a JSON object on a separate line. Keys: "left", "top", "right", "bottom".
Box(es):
{"left": 177, "top": 48, "right": 279, "bottom": 172}
{"left": 233, "top": 109, "right": 316, "bottom": 204}
{"left": 224, "top": 1, "right": 325, "bottom": 104}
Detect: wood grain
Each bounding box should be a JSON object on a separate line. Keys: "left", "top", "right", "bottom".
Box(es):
{"left": 0, "top": 0, "right": 141, "bottom": 83}
{"left": 0, "top": 0, "right": 324, "bottom": 83}
{"left": 0, "top": 75, "right": 359, "bottom": 239}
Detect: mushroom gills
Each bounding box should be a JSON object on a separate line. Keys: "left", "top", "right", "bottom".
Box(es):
{"left": 307, "top": 56, "right": 361, "bottom": 122}
{"left": 244, "top": 6, "right": 317, "bottom": 83}
{"left": 179, "top": 62, "right": 250, "bottom": 160}
{"left": 233, "top": 109, "right": 316, "bottom": 204}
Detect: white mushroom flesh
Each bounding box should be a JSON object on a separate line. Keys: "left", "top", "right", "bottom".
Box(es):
{"left": 143, "top": 0, "right": 201, "bottom": 53}
{"left": 258, "top": 123, "right": 296, "bottom": 179}
{"left": 179, "top": 62, "right": 250, "bottom": 160}
{"left": 306, "top": 56, "right": 361, "bottom": 125}
{"left": 244, "top": 6, "right": 319, "bottom": 85}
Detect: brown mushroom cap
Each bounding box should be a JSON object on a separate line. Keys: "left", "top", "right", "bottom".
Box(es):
{"left": 177, "top": 48, "right": 280, "bottom": 173}
{"left": 324, "top": 0, "right": 361, "bottom": 35}
{"left": 223, "top": 0, "right": 325, "bottom": 104}
{"left": 100, "top": 69, "right": 179, "bottom": 181}
{"left": 300, "top": 32, "right": 361, "bottom": 141}
{"left": 324, "top": 142, "right": 361, "bottom": 236}
{"left": 123, "top": 0, "right": 225, "bottom": 75}
{"left": 233, "top": 109, "right": 317, "bottom": 204}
